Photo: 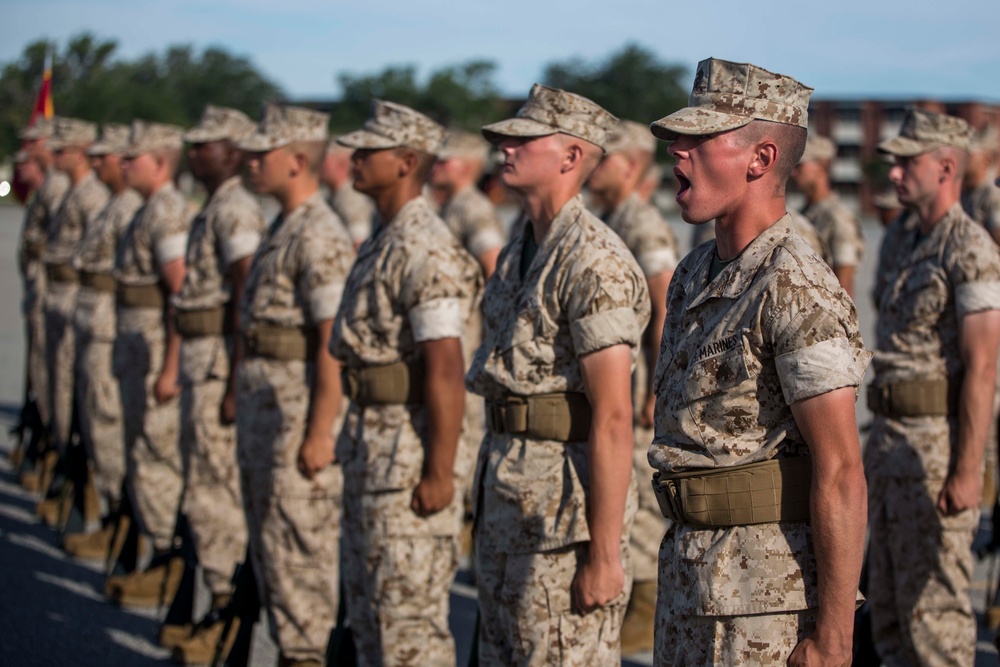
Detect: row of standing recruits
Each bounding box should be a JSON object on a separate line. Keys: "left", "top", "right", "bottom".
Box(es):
{"left": 12, "top": 53, "right": 1000, "bottom": 667}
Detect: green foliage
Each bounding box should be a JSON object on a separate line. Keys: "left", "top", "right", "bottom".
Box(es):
{"left": 0, "top": 33, "right": 283, "bottom": 159}
{"left": 329, "top": 60, "right": 505, "bottom": 133}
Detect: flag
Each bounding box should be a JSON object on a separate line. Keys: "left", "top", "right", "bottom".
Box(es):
{"left": 29, "top": 47, "right": 54, "bottom": 124}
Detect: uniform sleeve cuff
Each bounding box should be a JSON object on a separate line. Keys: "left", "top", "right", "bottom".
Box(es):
{"left": 637, "top": 247, "right": 679, "bottom": 277}
{"left": 309, "top": 283, "right": 345, "bottom": 323}
{"left": 468, "top": 229, "right": 506, "bottom": 259}
{"left": 410, "top": 297, "right": 464, "bottom": 342}
{"left": 776, "top": 337, "right": 871, "bottom": 405}
{"left": 570, "top": 307, "right": 641, "bottom": 357}
{"left": 221, "top": 232, "right": 261, "bottom": 266}
{"left": 956, "top": 281, "right": 1000, "bottom": 318}
{"left": 832, "top": 243, "right": 860, "bottom": 268}
{"left": 154, "top": 233, "right": 189, "bottom": 266}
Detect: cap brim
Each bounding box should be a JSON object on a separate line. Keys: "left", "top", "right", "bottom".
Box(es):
{"left": 86, "top": 142, "right": 117, "bottom": 157}
{"left": 336, "top": 129, "right": 399, "bottom": 150}
{"left": 237, "top": 132, "right": 290, "bottom": 153}
{"left": 877, "top": 136, "right": 935, "bottom": 157}
{"left": 649, "top": 107, "right": 753, "bottom": 141}
{"left": 184, "top": 127, "right": 230, "bottom": 143}
{"left": 480, "top": 118, "right": 557, "bottom": 146}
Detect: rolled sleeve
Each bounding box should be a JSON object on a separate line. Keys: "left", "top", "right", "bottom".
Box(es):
{"left": 637, "top": 247, "right": 679, "bottom": 277}
{"left": 410, "top": 297, "right": 464, "bottom": 342}
{"left": 776, "top": 337, "right": 871, "bottom": 404}
{"left": 468, "top": 229, "right": 506, "bottom": 259}
{"left": 956, "top": 281, "right": 1000, "bottom": 318}
{"left": 832, "top": 241, "right": 861, "bottom": 268}
{"left": 570, "top": 306, "right": 641, "bottom": 357}
{"left": 309, "top": 283, "right": 345, "bottom": 323}
{"left": 222, "top": 231, "right": 261, "bottom": 266}
{"left": 155, "top": 233, "right": 188, "bottom": 266}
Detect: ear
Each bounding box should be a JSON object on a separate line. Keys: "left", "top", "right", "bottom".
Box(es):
{"left": 747, "top": 140, "right": 779, "bottom": 179}
{"left": 938, "top": 154, "right": 956, "bottom": 182}
{"left": 560, "top": 142, "right": 586, "bottom": 175}
{"left": 397, "top": 149, "right": 419, "bottom": 178}
{"left": 288, "top": 148, "right": 307, "bottom": 177}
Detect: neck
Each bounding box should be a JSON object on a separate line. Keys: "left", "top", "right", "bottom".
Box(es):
{"left": 107, "top": 177, "right": 126, "bottom": 195}
{"left": 374, "top": 180, "right": 423, "bottom": 224}
{"left": 917, "top": 188, "right": 959, "bottom": 233}
{"left": 144, "top": 174, "right": 173, "bottom": 200}
{"left": 808, "top": 178, "right": 832, "bottom": 205}
{"left": 203, "top": 171, "right": 237, "bottom": 197}
{"left": 68, "top": 163, "right": 91, "bottom": 185}
{"left": 714, "top": 197, "right": 787, "bottom": 261}
{"left": 601, "top": 181, "right": 637, "bottom": 215}
{"left": 516, "top": 184, "right": 579, "bottom": 243}
{"left": 277, "top": 177, "right": 319, "bottom": 215}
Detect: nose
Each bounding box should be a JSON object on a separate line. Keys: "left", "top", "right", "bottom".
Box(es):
{"left": 888, "top": 164, "right": 903, "bottom": 183}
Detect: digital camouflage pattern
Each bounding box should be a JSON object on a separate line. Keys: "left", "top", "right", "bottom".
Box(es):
{"left": 74, "top": 188, "right": 142, "bottom": 507}
{"left": 330, "top": 179, "right": 375, "bottom": 247}
{"left": 801, "top": 193, "right": 865, "bottom": 269}
{"left": 867, "top": 204, "right": 1000, "bottom": 480}
{"left": 237, "top": 191, "right": 353, "bottom": 661}
{"left": 114, "top": 182, "right": 193, "bottom": 550}
{"left": 331, "top": 194, "right": 481, "bottom": 665}
{"left": 467, "top": 194, "right": 649, "bottom": 554}
{"left": 238, "top": 103, "right": 328, "bottom": 153}
{"left": 601, "top": 192, "right": 679, "bottom": 280}
{"left": 476, "top": 541, "right": 631, "bottom": 666}
{"left": 482, "top": 84, "right": 618, "bottom": 151}
{"left": 19, "top": 116, "right": 57, "bottom": 141}
{"left": 337, "top": 99, "right": 445, "bottom": 154}
{"left": 19, "top": 168, "right": 69, "bottom": 429}
{"left": 183, "top": 105, "right": 255, "bottom": 144}
{"left": 866, "top": 203, "right": 1000, "bottom": 666}
{"left": 650, "top": 58, "right": 813, "bottom": 141}
{"left": 123, "top": 120, "right": 184, "bottom": 158}
{"left": 690, "top": 210, "right": 825, "bottom": 259}
{"left": 798, "top": 134, "right": 837, "bottom": 163}
{"left": 961, "top": 181, "right": 1000, "bottom": 241}
{"left": 48, "top": 117, "right": 98, "bottom": 151}
{"left": 86, "top": 123, "right": 130, "bottom": 157}
{"left": 176, "top": 175, "right": 264, "bottom": 596}
{"left": 604, "top": 119, "right": 658, "bottom": 155}
{"left": 867, "top": 476, "right": 978, "bottom": 667}
{"left": 44, "top": 171, "right": 110, "bottom": 446}
{"left": 438, "top": 129, "right": 491, "bottom": 162}
{"left": 878, "top": 108, "right": 972, "bottom": 156}
{"left": 648, "top": 215, "right": 868, "bottom": 625}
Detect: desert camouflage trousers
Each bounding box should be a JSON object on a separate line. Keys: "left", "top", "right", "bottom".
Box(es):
{"left": 631, "top": 423, "right": 665, "bottom": 583}
{"left": 75, "top": 332, "right": 125, "bottom": 510}
{"left": 115, "top": 309, "right": 183, "bottom": 552}
{"left": 23, "top": 272, "right": 50, "bottom": 429}
{"left": 237, "top": 357, "right": 342, "bottom": 663}
{"left": 868, "top": 475, "right": 978, "bottom": 667}
{"left": 476, "top": 539, "right": 631, "bottom": 666}
{"left": 44, "top": 282, "right": 77, "bottom": 448}
{"left": 342, "top": 486, "right": 459, "bottom": 667}
{"left": 180, "top": 377, "right": 246, "bottom": 596}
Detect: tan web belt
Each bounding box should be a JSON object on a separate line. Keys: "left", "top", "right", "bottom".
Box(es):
{"left": 24, "top": 240, "right": 46, "bottom": 261}
{"left": 117, "top": 283, "right": 165, "bottom": 309}
{"left": 244, "top": 326, "right": 315, "bottom": 362}
{"left": 866, "top": 378, "right": 956, "bottom": 418}
{"left": 175, "top": 306, "right": 227, "bottom": 337}
{"left": 79, "top": 271, "right": 116, "bottom": 293}
{"left": 485, "top": 392, "right": 593, "bottom": 442}
{"left": 652, "top": 456, "right": 812, "bottom": 527}
{"left": 342, "top": 360, "right": 425, "bottom": 406}
{"left": 45, "top": 262, "right": 79, "bottom": 284}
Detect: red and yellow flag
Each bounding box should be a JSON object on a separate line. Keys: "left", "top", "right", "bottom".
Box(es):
{"left": 29, "top": 49, "right": 54, "bottom": 123}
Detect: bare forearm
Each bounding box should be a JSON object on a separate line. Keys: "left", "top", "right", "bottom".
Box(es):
{"left": 586, "top": 411, "right": 632, "bottom": 562}
{"left": 956, "top": 363, "right": 995, "bottom": 475}
{"left": 162, "top": 313, "right": 182, "bottom": 377}
{"left": 306, "top": 322, "right": 341, "bottom": 440}
{"left": 422, "top": 343, "right": 465, "bottom": 479}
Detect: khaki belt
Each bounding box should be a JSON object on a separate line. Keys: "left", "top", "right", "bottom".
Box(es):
{"left": 176, "top": 306, "right": 227, "bottom": 337}
{"left": 117, "top": 283, "right": 165, "bottom": 309}
{"left": 244, "top": 326, "right": 315, "bottom": 362}
{"left": 45, "top": 262, "right": 79, "bottom": 284}
{"left": 866, "top": 379, "right": 957, "bottom": 418}
{"left": 342, "top": 360, "right": 425, "bottom": 405}
{"left": 485, "top": 392, "right": 592, "bottom": 442}
{"left": 24, "top": 240, "right": 46, "bottom": 261}
{"left": 652, "top": 456, "right": 812, "bottom": 527}
{"left": 79, "top": 271, "right": 117, "bottom": 293}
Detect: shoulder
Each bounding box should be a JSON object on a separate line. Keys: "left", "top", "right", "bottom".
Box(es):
{"left": 565, "top": 208, "right": 645, "bottom": 283}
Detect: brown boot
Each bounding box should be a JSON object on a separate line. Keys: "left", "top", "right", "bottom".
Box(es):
{"left": 159, "top": 622, "right": 193, "bottom": 649}
{"left": 35, "top": 496, "right": 63, "bottom": 527}
{"left": 19, "top": 469, "right": 41, "bottom": 493}
{"left": 171, "top": 618, "right": 239, "bottom": 665}
{"left": 620, "top": 580, "right": 657, "bottom": 656}
{"left": 107, "top": 556, "right": 184, "bottom": 608}
{"left": 63, "top": 526, "right": 114, "bottom": 560}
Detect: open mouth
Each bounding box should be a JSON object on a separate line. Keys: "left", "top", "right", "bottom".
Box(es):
{"left": 674, "top": 168, "right": 691, "bottom": 198}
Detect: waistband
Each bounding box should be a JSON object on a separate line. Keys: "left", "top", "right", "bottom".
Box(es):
{"left": 176, "top": 306, "right": 227, "bottom": 338}
{"left": 79, "top": 271, "right": 116, "bottom": 293}
{"left": 117, "top": 282, "right": 165, "bottom": 309}
{"left": 45, "top": 262, "right": 79, "bottom": 284}
{"left": 342, "top": 359, "right": 425, "bottom": 406}
{"left": 244, "top": 325, "right": 315, "bottom": 362}
{"left": 867, "top": 378, "right": 957, "bottom": 418}
{"left": 485, "top": 392, "right": 592, "bottom": 442}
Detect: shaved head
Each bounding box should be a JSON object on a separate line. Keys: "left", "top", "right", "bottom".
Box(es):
{"left": 737, "top": 120, "right": 807, "bottom": 193}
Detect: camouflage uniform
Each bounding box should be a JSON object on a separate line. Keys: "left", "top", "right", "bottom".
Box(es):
{"left": 600, "top": 190, "right": 678, "bottom": 584}
{"left": 236, "top": 188, "right": 354, "bottom": 662}
{"left": 647, "top": 58, "right": 870, "bottom": 665}
{"left": 330, "top": 178, "right": 375, "bottom": 247}
{"left": 961, "top": 181, "right": 1000, "bottom": 239}
{"left": 690, "top": 209, "right": 824, "bottom": 258}
{"left": 801, "top": 193, "right": 864, "bottom": 271}
{"left": 44, "top": 137, "right": 109, "bottom": 449}
{"left": 332, "top": 101, "right": 482, "bottom": 667}
{"left": 115, "top": 121, "right": 191, "bottom": 552}
{"left": 176, "top": 167, "right": 264, "bottom": 597}
{"left": 19, "top": 164, "right": 69, "bottom": 430}
{"left": 867, "top": 204, "right": 1000, "bottom": 666}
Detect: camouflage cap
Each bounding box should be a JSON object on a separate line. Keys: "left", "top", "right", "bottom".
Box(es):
{"left": 123, "top": 119, "right": 185, "bottom": 158}
{"left": 87, "top": 123, "right": 131, "bottom": 156}
{"left": 970, "top": 126, "right": 999, "bottom": 155}
{"left": 481, "top": 83, "right": 618, "bottom": 152}
{"left": 604, "top": 119, "right": 658, "bottom": 155}
{"left": 239, "top": 103, "right": 329, "bottom": 152}
{"left": 650, "top": 58, "right": 812, "bottom": 141}
{"left": 437, "top": 129, "right": 490, "bottom": 162}
{"left": 49, "top": 117, "right": 99, "bottom": 151}
{"left": 878, "top": 108, "right": 972, "bottom": 156}
{"left": 184, "top": 105, "right": 256, "bottom": 144}
{"left": 337, "top": 100, "right": 444, "bottom": 155}
{"left": 798, "top": 134, "right": 837, "bottom": 164}
{"left": 872, "top": 189, "right": 902, "bottom": 210}
{"left": 18, "top": 117, "right": 58, "bottom": 141}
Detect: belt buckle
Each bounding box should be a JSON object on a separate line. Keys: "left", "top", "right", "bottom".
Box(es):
{"left": 487, "top": 402, "right": 505, "bottom": 434}
{"left": 245, "top": 334, "right": 258, "bottom": 356}
{"left": 652, "top": 475, "right": 684, "bottom": 523}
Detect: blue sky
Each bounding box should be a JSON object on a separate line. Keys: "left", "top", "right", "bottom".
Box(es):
{"left": 2, "top": 0, "right": 998, "bottom": 101}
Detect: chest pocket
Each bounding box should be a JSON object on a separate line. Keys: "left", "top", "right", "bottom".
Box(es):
{"left": 893, "top": 260, "right": 947, "bottom": 326}
{"left": 682, "top": 333, "right": 759, "bottom": 442}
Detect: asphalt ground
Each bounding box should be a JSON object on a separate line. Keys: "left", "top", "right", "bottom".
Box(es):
{"left": 0, "top": 201, "right": 996, "bottom": 665}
